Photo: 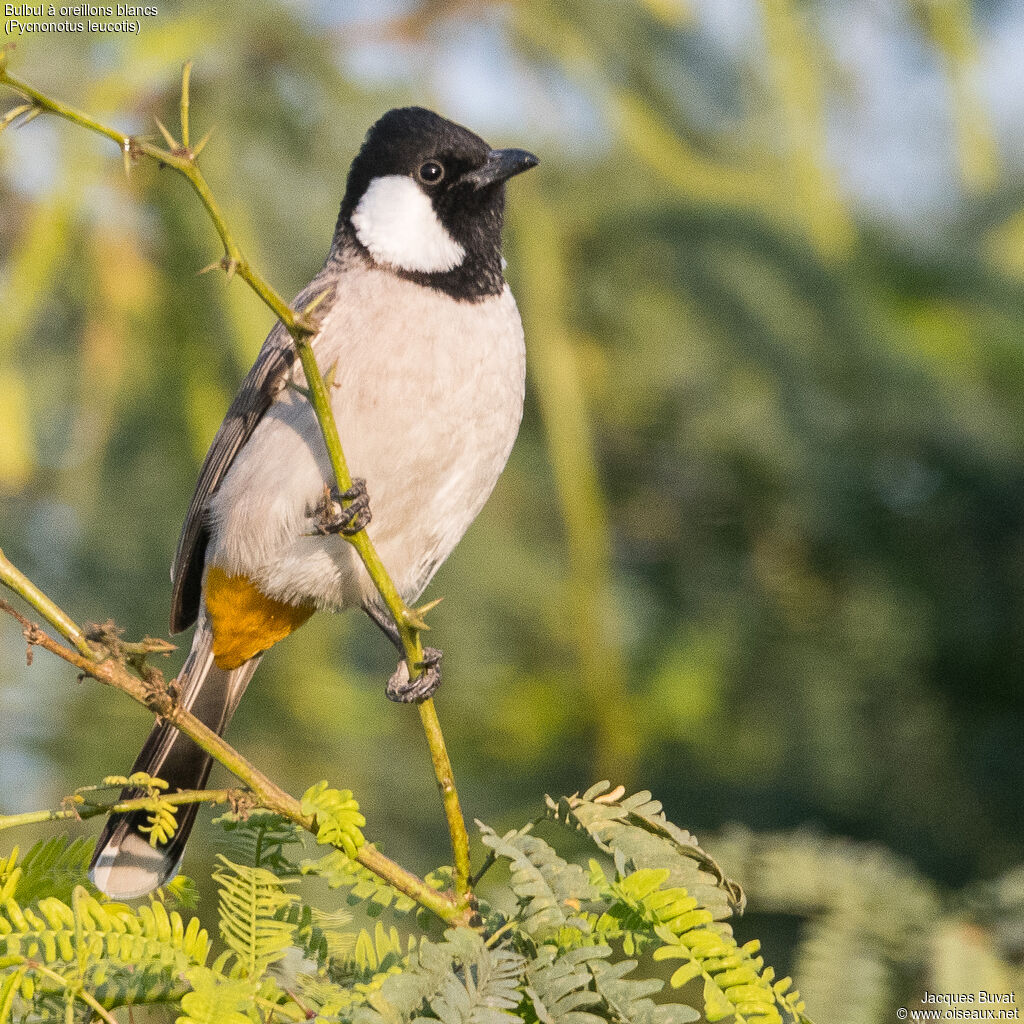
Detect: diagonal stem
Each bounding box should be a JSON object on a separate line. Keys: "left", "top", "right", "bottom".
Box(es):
{"left": 418, "top": 700, "right": 471, "bottom": 892}
{"left": 0, "top": 60, "right": 471, "bottom": 898}
{"left": 0, "top": 547, "right": 94, "bottom": 659}
{"left": 293, "top": 336, "right": 471, "bottom": 896}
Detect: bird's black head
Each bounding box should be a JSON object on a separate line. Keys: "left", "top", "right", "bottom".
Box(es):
{"left": 335, "top": 107, "right": 538, "bottom": 301}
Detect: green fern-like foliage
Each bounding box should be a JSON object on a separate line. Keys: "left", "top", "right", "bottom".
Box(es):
{"left": 6, "top": 789, "right": 1021, "bottom": 1024}
{"left": 653, "top": 925, "right": 805, "bottom": 1023}
{"left": 706, "top": 829, "right": 951, "bottom": 1024}
{"left": 523, "top": 944, "right": 607, "bottom": 1024}
{"left": 574, "top": 860, "right": 807, "bottom": 1023}
{"left": 350, "top": 921, "right": 416, "bottom": 974}
{"left": 477, "top": 821, "right": 597, "bottom": 941}
{"left": 354, "top": 926, "right": 525, "bottom": 1024}
{"left": 102, "top": 772, "right": 181, "bottom": 848}
{"left": 212, "top": 855, "right": 298, "bottom": 979}
{"left": 216, "top": 811, "right": 307, "bottom": 874}
{"left": 177, "top": 968, "right": 255, "bottom": 1024}
{"left": 301, "top": 781, "right": 366, "bottom": 858}
{"left": 301, "top": 848, "right": 418, "bottom": 915}
{"left": 474, "top": 786, "right": 808, "bottom": 1024}
{"left": 522, "top": 942, "right": 700, "bottom": 1024}
{"left": 273, "top": 900, "right": 333, "bottom": 967}
{"left": 0, "top": 880, "right": 210, "bottom": 1020}
{"left": 590, "top": 954, "right": 699, "bottom": 1024}
{"left": 0, "top": 838, "right": 95, "bottom": 905}
{"left": 546, "top": 783, "right": 742, "bottom": 920}
{"left": 289, "top": 920, "right": 413, "bottom": 1020}
{"left": 0, "top": 785, "right": 822, "bottom": 1024}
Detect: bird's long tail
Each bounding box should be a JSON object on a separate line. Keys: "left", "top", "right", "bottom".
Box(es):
{"left": 89, "top": 618, "right": 260, "bottom": 899}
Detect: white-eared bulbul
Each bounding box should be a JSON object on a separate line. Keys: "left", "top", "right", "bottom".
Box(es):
{"left": 90, "top": 107, "right": 538, "bottom": 898}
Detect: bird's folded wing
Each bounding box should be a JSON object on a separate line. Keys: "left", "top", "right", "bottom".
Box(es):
{"left": 169, "top": 267, "right": 340, "bottom": 633}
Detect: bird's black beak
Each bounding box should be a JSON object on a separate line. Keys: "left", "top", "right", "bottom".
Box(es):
{"left": 462, "top": 148, "right": 539, "bottom": 190}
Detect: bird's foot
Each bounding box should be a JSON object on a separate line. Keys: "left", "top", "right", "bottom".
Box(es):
{"left": 310, "top": 479, "right": 371, "bottom": 537}
{"left": 386, "top": 648, "right": 443, "bottom": 703}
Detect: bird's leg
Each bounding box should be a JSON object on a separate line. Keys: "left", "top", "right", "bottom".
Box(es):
{"left": 364, "top": 604, "right": 443, "bottom": 704}
{"left": 310, "top": 478, "right": 371, "bottom": 537}
{"left": 365, "top": 602, "right": 403, "bottom": 652}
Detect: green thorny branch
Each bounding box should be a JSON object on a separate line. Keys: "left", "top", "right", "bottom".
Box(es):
{"left": 0, "top": 552, "right": 473, "bottom": 927}
{"left": 0, "top": 780, "right": 245, "bottom": 834}
{"left": 0, "top": 52, "right": 472, "bottom": 900}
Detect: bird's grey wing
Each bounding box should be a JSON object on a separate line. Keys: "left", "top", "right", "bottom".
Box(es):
{"left": 169, "top": 271, "right": 340, "bottom": 633}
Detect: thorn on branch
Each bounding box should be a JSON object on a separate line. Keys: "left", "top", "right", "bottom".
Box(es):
{"left": 156, "top": 107, "right": 208, "bottom": 163}
{"left": 198, "top": 255, "right": 240, "bottom": 279}
{"left": 179, "top": 60, "right": 192, "bottom": 150}
{"left": 296, "top": 287, "right": 334, "bottom": 339}
{"left": 303, "top": 287, "right": 334, "bottom": 317}
{"left": 191, "top": 126, "right": 214, "bottom": 159}
{"left": 123, "top": 636, "right": 176, "bottom": 656}
{"left": 154, "top": 115, "right": 178, "bottom": 150}
{"left": 0, "top": 103, "right": 32, "bottom": 133}
{"left": 0, "top": 100, "right": 42, "bottom": 134}
{"left": 403, "top": 596, "right": 443, "bottom": 631}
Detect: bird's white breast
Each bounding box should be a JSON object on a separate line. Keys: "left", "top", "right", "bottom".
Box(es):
{"left": 205, "top": 264, "right": 525, "bottom": 611}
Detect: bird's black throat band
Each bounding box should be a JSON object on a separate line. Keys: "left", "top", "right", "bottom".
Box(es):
{"left": 332, "top": 220, "right": 506, "bottom": 303}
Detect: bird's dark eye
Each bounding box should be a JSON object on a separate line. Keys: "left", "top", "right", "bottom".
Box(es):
{"left": 417, "top": 160, "right": 445, "bottom": 184}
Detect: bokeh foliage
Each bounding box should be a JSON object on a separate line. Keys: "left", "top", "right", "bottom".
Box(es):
{"left": 2, "top": 1, "right": 1024, "bottom": 1020}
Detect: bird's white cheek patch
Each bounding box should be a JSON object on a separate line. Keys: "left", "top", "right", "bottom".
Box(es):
{"left": 351, "top": 175, "right": 465, "bottom": 273}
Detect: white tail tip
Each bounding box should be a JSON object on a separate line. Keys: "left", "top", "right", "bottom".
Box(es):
{"left": 89, "top": 831, "right": 177, "bottom": 899}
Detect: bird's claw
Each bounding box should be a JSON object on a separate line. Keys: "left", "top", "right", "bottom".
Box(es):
{"left": 311, "top": 479, "right": 371, "bottom": 537}
{"left": 386, "top": 648, "right": 442, "bottom": 703}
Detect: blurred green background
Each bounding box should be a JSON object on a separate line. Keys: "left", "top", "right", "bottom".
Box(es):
{"left": 2, "top": 0, "right": 1024, "bottom": 1018}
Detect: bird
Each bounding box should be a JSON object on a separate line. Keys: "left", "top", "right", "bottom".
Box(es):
{"left": 89, "top": 106, "right": 538, "bottom": 899}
